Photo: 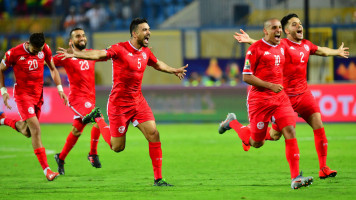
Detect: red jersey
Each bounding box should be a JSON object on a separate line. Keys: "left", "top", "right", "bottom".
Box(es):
{"left": 243, "top": 39, "right": 286, "bottom": 100}
{"left": 281, "top": 38, "right": 318, "bottom": 96}
{"left": 1, "top": 42, "right": 53, "bottom": 101}
{"left": 105, "top": 41, "right": 157, "bottom": 106}
{"left": 53, "top": 51, "right": 97, "bottom": 103}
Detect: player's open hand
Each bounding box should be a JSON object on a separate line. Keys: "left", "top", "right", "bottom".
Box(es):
{"left": 58, "top": 91, "right": 68, "bottom": 106}
{"left": 338, "top": 42, "right": 349, "bottom": 58}
{"left": 174, "top": 64, "right": 188, "bottom": 80}
{"left": 234, "top": 29, "right": 251, "bottom": 44}
{"left": 2, "top": 93, "right": 12, "bottom": 109}
{"left": 270, "top": 83, "right": 283, "bottom": 93}
{"left": 57, "top": 46, "right": 75, "bottom": 60}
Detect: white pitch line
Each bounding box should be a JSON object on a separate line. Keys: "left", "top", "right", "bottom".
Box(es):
{"left": 0, "top": 148, "right": 56, "bottom": 159}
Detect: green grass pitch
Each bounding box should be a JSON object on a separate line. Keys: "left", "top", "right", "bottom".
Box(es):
{"left": 0, "top": 123, "right": 355, "bottom": 200}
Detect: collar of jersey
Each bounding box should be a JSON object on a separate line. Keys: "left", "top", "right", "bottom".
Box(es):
{"left": 262, "top": 38, "right": 278, "bottom": 47}
{"left": 23, "top": 42, "right": 30, "bottom": 54}
{"left": 287, "top": 38, "right": 302, "bottom": 45}
{"left": 128, "top": 40, "right": 141, "bottom": 51}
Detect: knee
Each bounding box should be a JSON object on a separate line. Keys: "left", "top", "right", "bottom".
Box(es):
{"left": 112, "top": 144, "right": 125, "bottom": 153}
{"left": 271, "top": 131, "right": 282, "bottom": 141}
{"left": 251, "top": 140, "right": 264, "bottom": 148}
{"left": 71, "top": 128, "right": 82, "bottom": 137}
{"left": 147, "top": 129, "right": 160, "bottom": 142}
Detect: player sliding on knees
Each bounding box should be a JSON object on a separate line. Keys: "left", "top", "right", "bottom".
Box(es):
{"left": 0, "top": 33, "right": 68, "bottom": 181}
{"left": 57, "top": 18, "right": 188, "bottom": 186}
{"left": 232, "top": 13, "right": 348, "bottom": 180}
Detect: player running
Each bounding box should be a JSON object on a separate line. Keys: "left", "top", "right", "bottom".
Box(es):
{"left": 219, "top": 18, "right": 313, "bottom": 189}
{"left": 0, "top": 33, "right": 68, "bottom": 181}
{"left": 53, "top": 28, "right": 111, "bottom": 175}
{"left": 57, "top": 18, "right": 188, "bottom": 186}
{"left": 233, "top": 13, "right": 349, "bottom": 179}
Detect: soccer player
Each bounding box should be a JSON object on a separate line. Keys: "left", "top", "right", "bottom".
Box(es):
{"left": 57, "top": 18, "right": 188, "bottom": 186}
{"left": 52, "top": 28, "right": 111, "bottom": 175}
{"left": 219, "top": 18, "right": 313, "bottom": 189}
{"left": 233, "top": 13, "right": 349, "bottom": 179}
{"left": 0, "top": 33, "right": 68, "bottom": 181}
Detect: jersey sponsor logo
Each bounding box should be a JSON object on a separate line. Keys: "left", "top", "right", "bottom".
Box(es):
{"left": 84, "top": 102, "right": 92, "bottom": 108}
{"left": 128, "top": 52, "right": 133, "bottom": 56}
{"left": 28, "top": 107, "right": 35, "bottom": 114}
{"left": 257, "top": 122, "right": 264, "bottom": 129}
{"left": 142, "top": 52, "right": 147, "bottom": 60}
{"left": 244, "top": 59, "right": 250, "bottom": 70}
{"left": 280, "top": 48, "right": 284, "bottom": 55}
{"left": 37, "top": 52, "right": 44, "bottom": 59}
{"left": 7, "top": 51, "right": 11, "bottom": 56}
{"left": 19, "top": 56, "right": 25, "bottom": 61}
{"left": 304, "top": 44, "right": 310, "bottom": 51}
{"left": 264, "top": 51, "right": 271, "bottom": 56}
{"left": 247, "top": 51, "right": 252, "bottom": 55}
{"left": 71, "top": 58, "right": 78, "bottom": 60}
{"left": 289, "top": 46, "right": 295, "bottom": 50}
{"left": 118, "top": 126, "right": 125, "bottom": 133}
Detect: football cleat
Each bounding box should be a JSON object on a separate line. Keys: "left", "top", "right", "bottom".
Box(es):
{"left": 88, "top": 154, "right": 102, "bottom": 168}
{"left": 46, "top": 169, "right": 60, "bottom": 181}
{"left": 291, "top": 171, "right": 313, "bottom": 189}
{"left": 154, "top": 178, "right": 173, "bottom": 186}
{"left": 242, "top": 142, "right": 250, "bottom": 151}
{"left": 319, "top": 166, "right": 337, "bottom": 179}
{"left": 82, "top": 107, "right": 102, "bottom": 124}
{"left": 218, "top": 113, "right": 236, "bottom": 134}
{"left": 54, "top": 153, "right": 65, "bottom": 175}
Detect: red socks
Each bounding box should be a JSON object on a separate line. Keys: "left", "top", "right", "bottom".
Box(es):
{"left": 89, "top": 126, "right": 101, "bottom": 155}
{"left": 34, "top": 147, "right": 49, "bottom": 170}
{"left": 313, "top": 127, "right": 328, "bottom": 169}
{"left": 59, "top": 132, "right": 79, "bottom": 160}
{"left": 95, "top": 118, "right": 112, "bottom": 148}
{"left": 229, "top": 120, "right": 250, "bottom": 145}
{"left": 3, "top": 118, "right": 18, "bottom": 131}
{"left": 149, "top": 142, "right": 162, "bottom": 180}
{"left": 285, "top": 138, "right": 300, "bottom": 179}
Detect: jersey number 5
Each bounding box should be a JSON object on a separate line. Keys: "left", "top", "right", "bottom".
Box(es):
{"left": 28, "top": 60, "right": 38, "bottom": 71}
{"left": 80, "top": 60, "right": 89, "bottom": 70}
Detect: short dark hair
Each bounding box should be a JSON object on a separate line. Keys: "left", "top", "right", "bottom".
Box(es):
{"left": 130, "top": 18, "right": 148, "bottom": 37}
{"left": 29, "top": 33, "right": 45, "bottom": 48}
{"left": 281, "top": 13, "right": 299, "bottom": 33}
{"left": 69, "top": 27, "right": 84, "bottom": 38}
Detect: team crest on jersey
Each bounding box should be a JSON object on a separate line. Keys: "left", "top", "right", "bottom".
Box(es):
{"left": 244, "top": 59, "right": 250, "bottom": 70}
{"left": 118, "top": 126, "right": 125, "bottom": 133}
{"left": 37, "top": 52, "right": 44, "bottom": 59}
{"left": 257, "top": 122, "right": 264, "bottom": 129}
{"left": 84, "top": 102, "right": 92, "bottom": 108}
{"left": 247, "top": 51, "right": 252, "bottom": 55}
{"left": 28, "top": 107, "right": 35, "bottom": 114}
{"left": 304, "top": 44, "right": 310, "bottom": 51}
{"left": 280, "top": 48, "right": 284, "bottom": 55}
{"left": 142, "top": 52, "right": 147, "bottom": 60}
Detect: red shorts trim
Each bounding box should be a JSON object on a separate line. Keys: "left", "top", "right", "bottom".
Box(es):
{"left": 289, "top": 90, "right": 320, "bottom": 121}
{"left": 108, "top": 98, "right": 155, "bottom": 137}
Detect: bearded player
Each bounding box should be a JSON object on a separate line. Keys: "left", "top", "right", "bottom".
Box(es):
{"left": 53, "top": 28, "right": 111, "bottom": 175}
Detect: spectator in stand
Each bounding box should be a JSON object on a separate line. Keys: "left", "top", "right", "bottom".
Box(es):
{"left": 85, "top": 3, "right": 108, "bottom": 31}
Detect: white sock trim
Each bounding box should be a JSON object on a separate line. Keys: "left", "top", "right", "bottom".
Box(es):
{"left": 44, "top": 167, "right": 50, "bottom": 176}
